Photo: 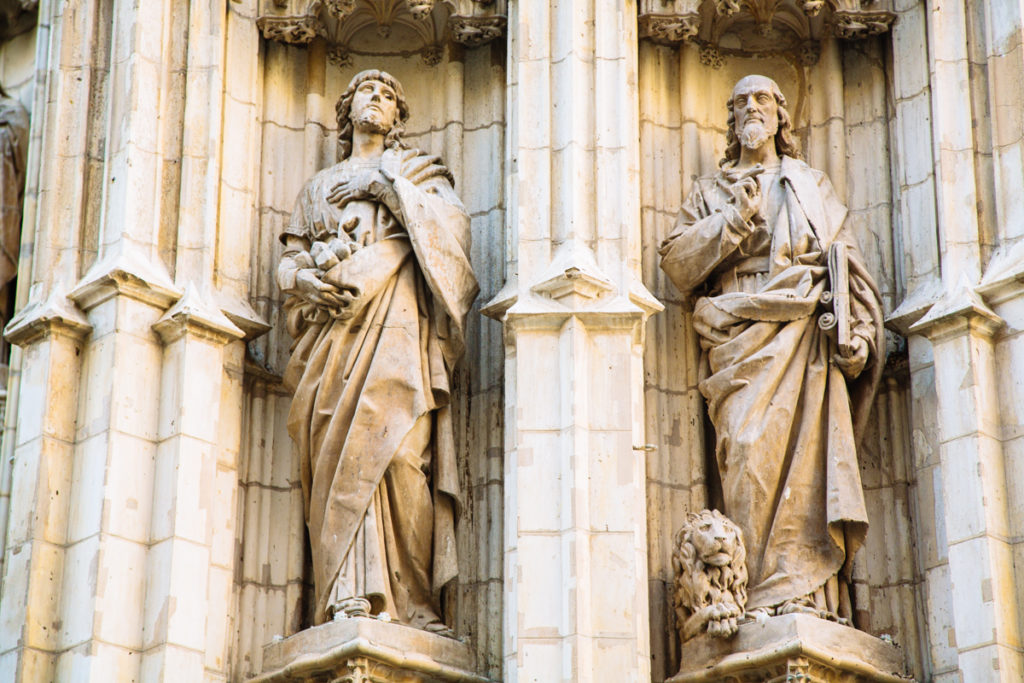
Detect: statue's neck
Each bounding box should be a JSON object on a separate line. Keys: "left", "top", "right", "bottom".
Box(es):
{"left": 736, "top": 143, "right": 779, "bottom": 171}
{"left": 350, "top": 129, "right": 386, "bottom": 161}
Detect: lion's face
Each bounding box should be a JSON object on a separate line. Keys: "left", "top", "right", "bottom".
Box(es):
{"left": 688, "top": 510, "right": 740, "bottom": 567}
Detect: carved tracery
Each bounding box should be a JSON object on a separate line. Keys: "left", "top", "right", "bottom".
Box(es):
{"left": 257, "top": 0, "right": 506, "bottom": 64}
{"left": 638, "top": 0, "right": 895, "bottom": 57}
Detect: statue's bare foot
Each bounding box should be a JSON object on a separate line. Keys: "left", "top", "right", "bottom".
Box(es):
{"left": 424, "top": 621, "right": 457, "bottom": 639}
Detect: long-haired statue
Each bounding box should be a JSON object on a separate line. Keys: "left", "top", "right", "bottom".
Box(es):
{"left": 278, "top": 70, "right": 478, "bottom": 633}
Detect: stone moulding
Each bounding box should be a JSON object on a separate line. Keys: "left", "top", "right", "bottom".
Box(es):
{"left": 252, "top": 617, "right": 493, "bottom": 683}
{"left": 637, "top": 0, "right": 896, "bottom": 54}
{"left": 667, "top": 613, "right": 913, "bottom": 683}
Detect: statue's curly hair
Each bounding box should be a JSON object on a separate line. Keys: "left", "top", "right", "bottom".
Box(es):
{"left": 721, "top": 76, "right": 800, "bottom": 166}
{"left": 335, "top": 69, "right": 410, "bottom": 160}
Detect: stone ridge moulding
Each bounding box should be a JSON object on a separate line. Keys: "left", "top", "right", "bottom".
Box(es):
{"left": 252, "top": 617, "right": 493, "bottom": 683}
{"left": 257, "top": 0, "right": 507, "bottom": 64}
{"left": 638, "top": 0, "right": 895, "bottom": 58}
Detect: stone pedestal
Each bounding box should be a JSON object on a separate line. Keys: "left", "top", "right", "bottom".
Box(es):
{"left": 668, "top": 615, "right": 912, "bottom": 683}
{"left": 252, "top": 618, "right": 492, "bottom": 683}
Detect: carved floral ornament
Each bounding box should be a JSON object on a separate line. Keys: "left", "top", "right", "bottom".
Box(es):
{"left": 638, "top": 0, "right": 895, "bottom": 63}
{"left": 257, "top": 0, "right": 506, "bottom": 65}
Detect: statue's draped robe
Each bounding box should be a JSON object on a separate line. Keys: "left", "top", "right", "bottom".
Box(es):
{"left": 280, "top": 148, "right": 478, "bottom": 626}
{"left": 660, "top": 156, "right": 884, "bottom": 613}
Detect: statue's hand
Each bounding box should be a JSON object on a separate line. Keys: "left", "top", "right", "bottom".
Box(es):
{"left": 327, "top": 170, "right": 392, "bottom": 210}
{"left": 728, "top": 176, "right": 760, "bottom": 222}
{"left": 833, "top": 335, "right": 869, "bottom": 379}
{"left": 295, "top": 268, "right": 352, "bottom": 309}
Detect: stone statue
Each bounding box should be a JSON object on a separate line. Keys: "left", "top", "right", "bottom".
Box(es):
{"left": 0, "top": 86, "right": 28, "bottom": 294}
{"left": 278, "top": 69, "right": 478, "bottom": 632}
{"left": 672, "top": 509, "right": 748, "bottom": 641}
{"left": 659, "top": 75, "right": 884, "bottom": 623}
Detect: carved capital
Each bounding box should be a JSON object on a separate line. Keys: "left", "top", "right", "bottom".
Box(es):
{"left": 449, "top": 14, "right": 506, "bottom": 47}
{"left": 638, "top": 13, "right": 700, "bottom": 45}
{"left": 256, "top": 14, "right": 321, "bottom": 44}
{"left": 833, "top": 10, "right": 896, "bottom": 40}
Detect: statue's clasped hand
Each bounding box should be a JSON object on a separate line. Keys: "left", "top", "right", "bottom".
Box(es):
{"left": 295, "top": 238, "right": 361, "bottom": 317}
{"left": 326, "top": 169, "right": 396, "bottom": 211}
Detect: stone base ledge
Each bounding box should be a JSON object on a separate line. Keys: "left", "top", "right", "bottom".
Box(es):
{"left": 252, "top": 617, "right": 492, "bottom": 683}
{"left": 668, "top": 614, "right": 913, "bottom": 683}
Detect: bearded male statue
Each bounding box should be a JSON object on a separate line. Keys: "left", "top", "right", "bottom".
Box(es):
{"left": 278, "top": 70, "right": 478, "bottom": 632}
{"left": 659, "top": 75, "right": 885, "bottom": 623}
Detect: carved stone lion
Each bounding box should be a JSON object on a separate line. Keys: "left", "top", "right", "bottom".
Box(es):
{"left": 671, "top": 509, "right": 748, "bottom": 641}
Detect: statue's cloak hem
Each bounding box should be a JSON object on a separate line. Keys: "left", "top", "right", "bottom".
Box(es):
{"left": 660, "top": 156, "right": 885, "bottom": 611}
{"left": 281, "top": 148, "right": 479, "bottom": 625}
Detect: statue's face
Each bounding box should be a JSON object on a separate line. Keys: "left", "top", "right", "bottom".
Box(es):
{"left": 350, "top": 79, "right": 399, "bottom": 134}
{"left": 731, "top": 75, "right": 780, "bottom": 152}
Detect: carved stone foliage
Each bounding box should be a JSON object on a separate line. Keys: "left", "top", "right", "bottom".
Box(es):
{"left": 638, "top": 0, "right": 895, "bottom": 63}
{"left": 257, "top": 0, "right": 506, "bottom": 66}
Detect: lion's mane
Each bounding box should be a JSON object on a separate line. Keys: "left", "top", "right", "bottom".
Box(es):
{"left": 671, "top": 509, "right": 748, "bottom": 640}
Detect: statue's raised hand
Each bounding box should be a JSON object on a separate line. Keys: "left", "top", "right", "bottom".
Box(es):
{"left": 729, "top": 176, "right": 761, "bottom": 222}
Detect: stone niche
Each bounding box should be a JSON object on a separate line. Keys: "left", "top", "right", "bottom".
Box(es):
{"left": 636, "top": 2, "right": 920, "bottom": 682}
{"left": 237, "top": 1, "right": 507, "bottom": 681}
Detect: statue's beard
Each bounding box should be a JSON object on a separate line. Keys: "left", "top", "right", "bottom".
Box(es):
{"left": 353, "top": 111, "right": 390, "bottom": 136}
{"left": 739, "top": 121, "right": 774, "bottom": 151}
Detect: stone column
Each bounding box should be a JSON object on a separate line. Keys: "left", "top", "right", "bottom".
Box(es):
{"left": 483, "top": 1, "right": 661, "bottom": 680}
{"left": 903, "top": 2, "right": 1024, "bottom": 680}
{"left": 0, "top": 1, "right": 261, "bottom": 681}
{"left": 910, "top": 290, "right": 1022, "bottom": 681}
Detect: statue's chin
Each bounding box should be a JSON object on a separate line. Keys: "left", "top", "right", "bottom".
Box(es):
{"left": 739, "top": 123, "right": 772, "bottom": 151}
